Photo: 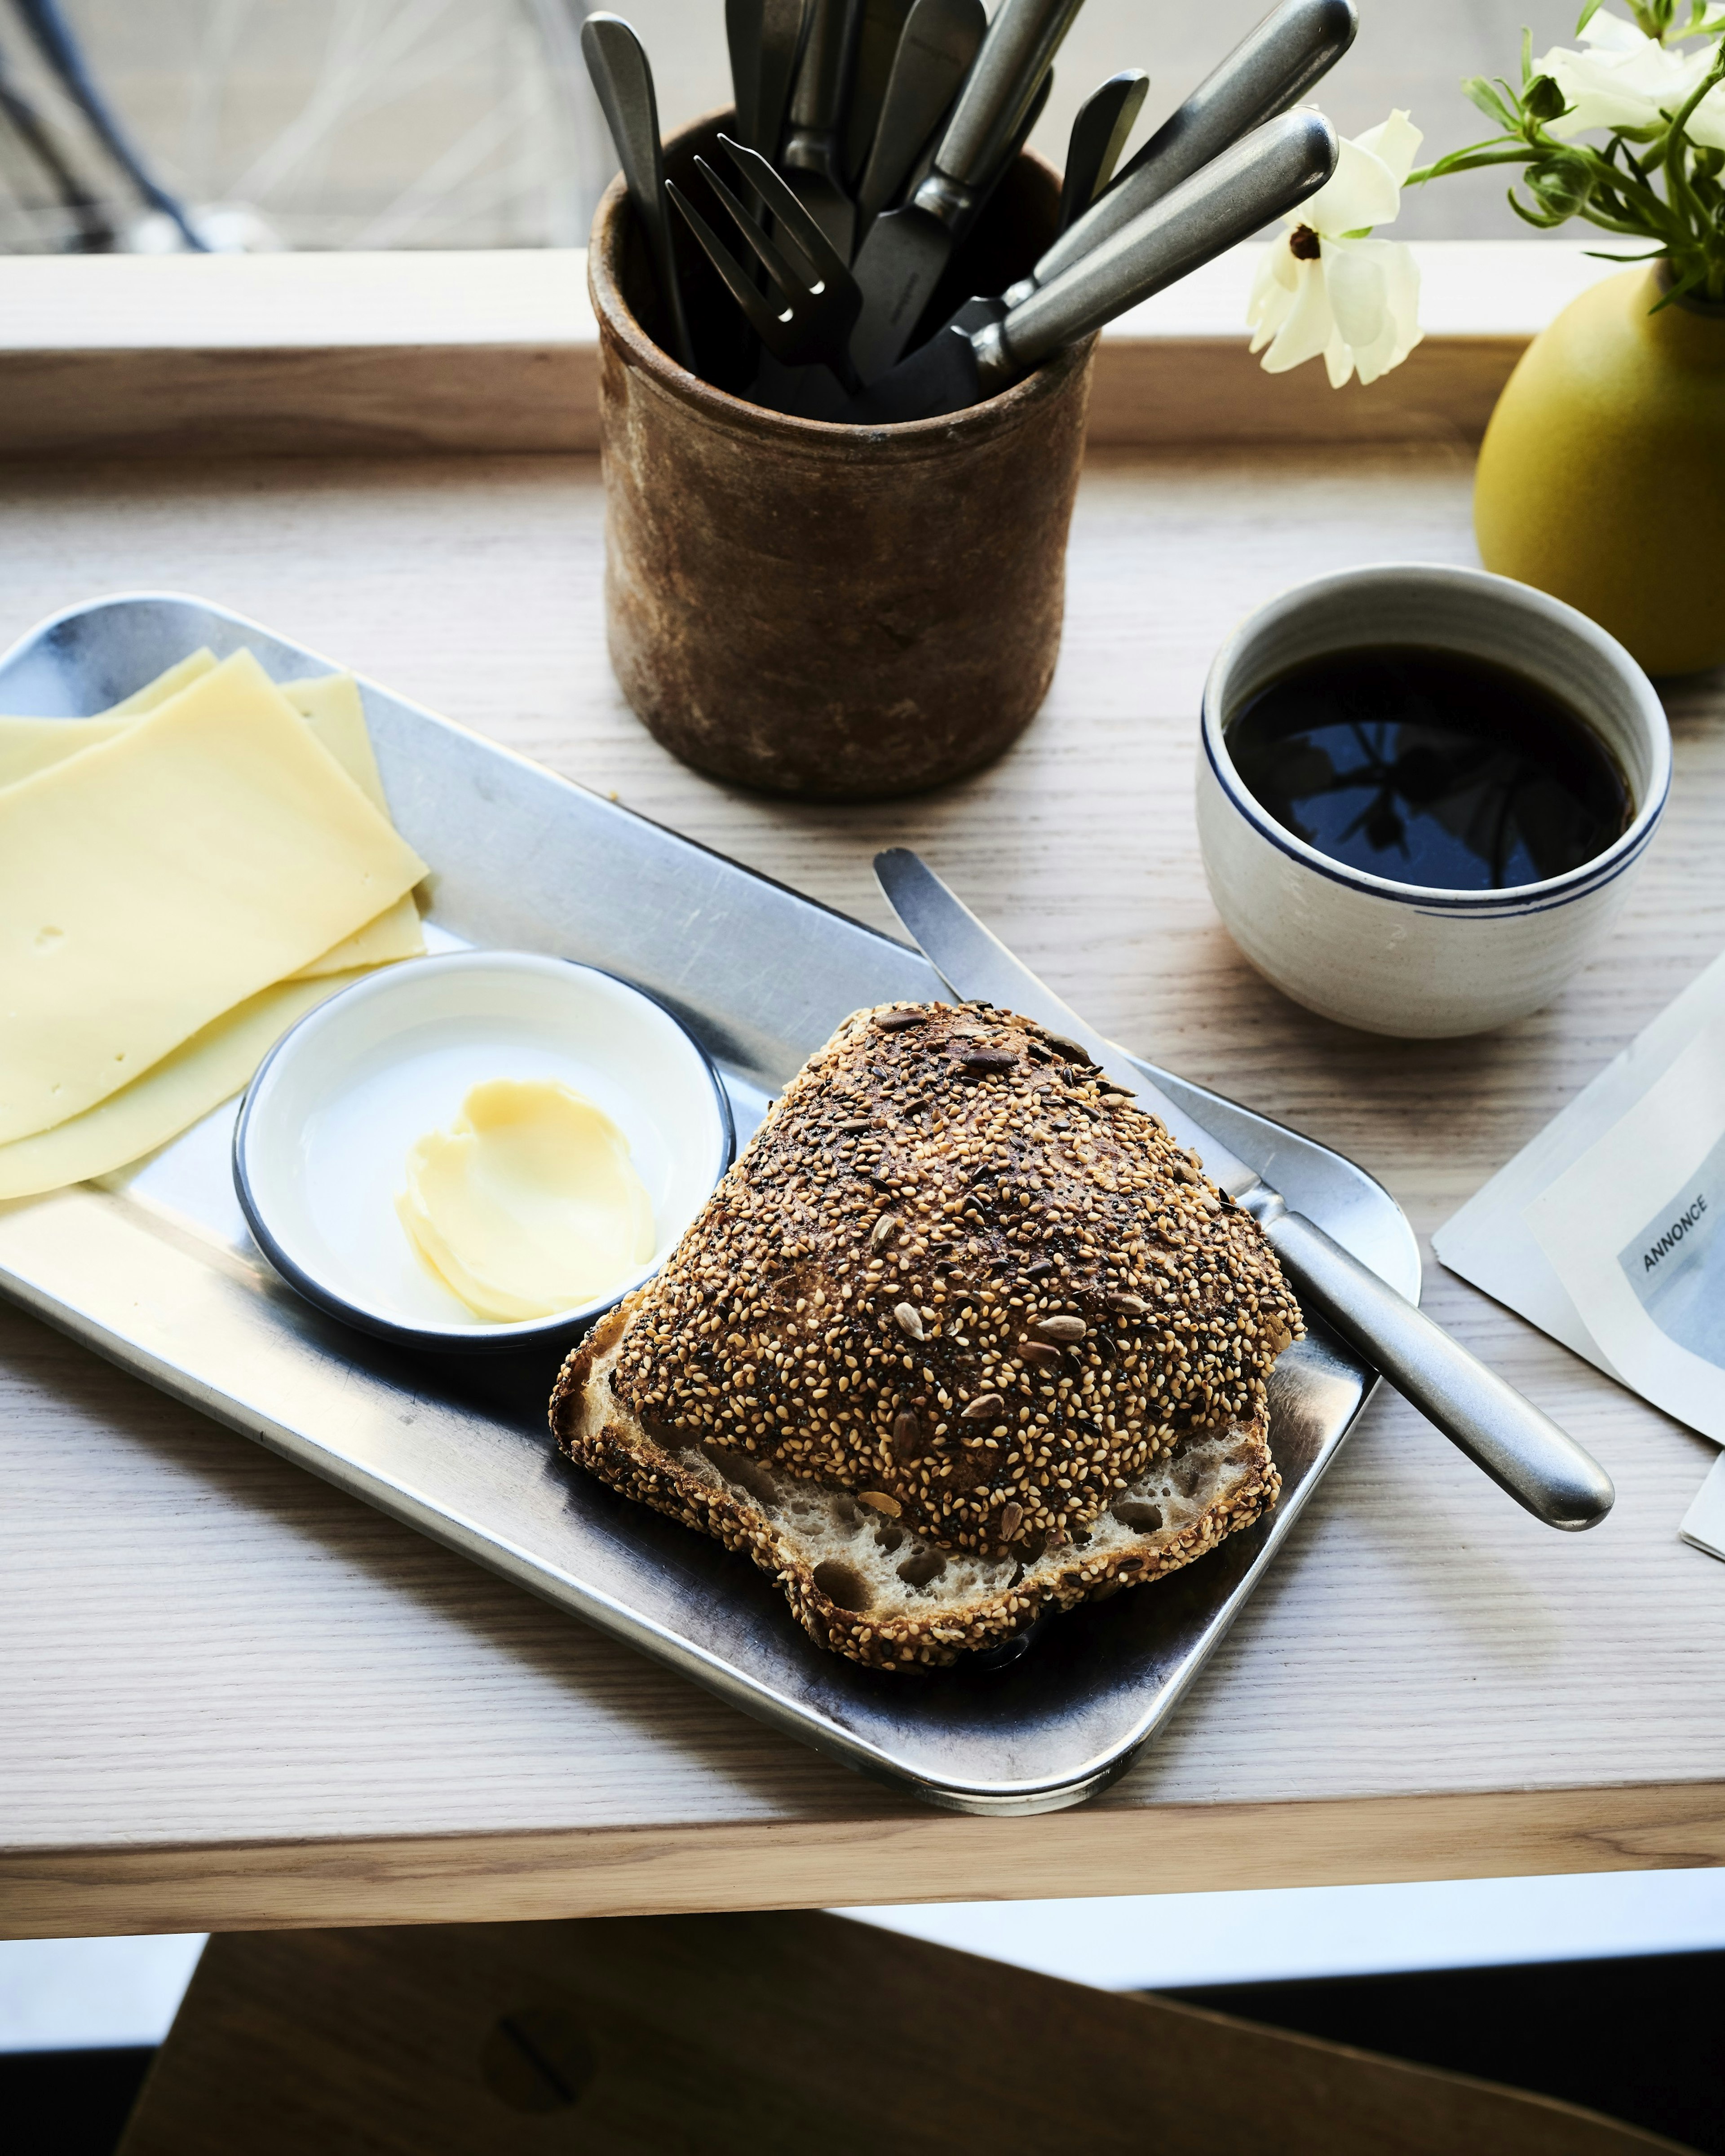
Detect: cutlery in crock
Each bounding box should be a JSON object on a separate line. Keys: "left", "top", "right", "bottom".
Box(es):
{"left": 1006, "top": 0, "right": 1356, "bottom": 305}
{"left": 781, "top": 0, "right": 864, "bottom": 255}
{"left": 848, "top": 0, "right": 1088, "bottom": 378}
{"left": 1057, "top": 67, "right": 1149, "bottom": 233}
{"left": 854, "top": 0, "right": 985, "bottom": 225}
{"left": 580, "top": 10, "right": 695, "bottom": 371}
{"left": 842, "top": 0, "right": 916, "bottom": 186}
{"left": 824, "top": 106, "right": 1334, "bottom": 421}
{"left": 726, "top": 0, "right": 767, "bottom": 152}
{"left": 754, "top": 0, "right": 813, "bottom": 158}
{"left": 669, "top": 136, "right": 863, "bottom": 386}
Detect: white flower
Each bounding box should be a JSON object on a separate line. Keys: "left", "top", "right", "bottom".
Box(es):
{"left": 1688, "top": 77, "right": 1725, "bottom": 151}
{"left": 1535, "top": 8, "right": 1719, "bottom": 140}
{"left": 1248, "top": 110, "right": 1424, "bottom": 388}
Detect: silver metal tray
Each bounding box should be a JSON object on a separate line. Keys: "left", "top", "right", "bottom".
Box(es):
{"left": 0, "top": 594, "right": 1420, "bottom": 1816}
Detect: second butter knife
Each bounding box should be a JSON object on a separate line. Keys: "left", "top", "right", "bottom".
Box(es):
{"left": 849, "top": 0, "right": 1087, "bottom": 379}
{"left": 1005, "top": 0, "right": 1356, "bottom": 305}
{"left": 874, "top": 847, "right": 1615, "bottom": 1534}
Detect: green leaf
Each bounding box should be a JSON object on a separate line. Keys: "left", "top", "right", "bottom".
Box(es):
{"left": 1463, "top": 73, "right": 1518, "bottom": 129}
{"left": 1408, "top": 144, "right": 1544, "bottom": 180}
{"left": 1507, "top": 186, "right": 1568, "bottom": 227}
{"left": 1522, "top": 26, "right": 1535, "bottom": 84}
{"left": 1648, "top": 257, "right": 1707, "bottom": 311}
{"left": 1575, "top": 0, "right": 1603, "bottom": 27}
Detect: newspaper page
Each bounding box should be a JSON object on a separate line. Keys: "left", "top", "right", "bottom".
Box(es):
{"left": 1433, "top": 948, "right": 1725, "bottom": 1561}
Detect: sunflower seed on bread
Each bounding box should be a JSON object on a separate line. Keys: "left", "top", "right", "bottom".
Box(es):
{"left": 549, "top": 1002, "right": 1303, "bottom": 1672}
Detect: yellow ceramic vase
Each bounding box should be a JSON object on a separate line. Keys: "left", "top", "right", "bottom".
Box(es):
{"left": 1474, "top": 266, "right": 1725, "bottom": 677}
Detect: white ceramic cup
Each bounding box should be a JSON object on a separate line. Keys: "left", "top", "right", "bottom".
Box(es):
{"left": 1196, "top": 562, "right": 1670, "bottom": 1038}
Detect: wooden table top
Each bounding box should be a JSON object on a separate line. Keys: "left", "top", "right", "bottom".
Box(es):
{"left": 3, "top": 442, "right": 1722, "bottom": 1940}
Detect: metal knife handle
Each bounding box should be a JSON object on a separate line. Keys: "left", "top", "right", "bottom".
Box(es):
{"left": 581, "top": 12, "right": 695, "bottom": 371}
{"left": 977, "top": 107, "right": 1334, "bottom": 382}
{"left": 1261, "top": 1207, "right": 1614, "bottom": 1531}
{"left": 787, "top": 0, "right": 858, "bottom": 140}
{"left": 727, "top": 0, "right": 764, "bottom": 152}
{"left": 915, "top": 0, "right": 1086, "bottom": 225}
{"left": 1057, "top": 68, "right": 1150, "bottom": 234}
{"left": 872, "top": 842, "right": 1615, "bottom": 1537}
{"left": 757, "top": 0, "right": 813, "bottom": 160}
{"left": 857, "top": 0, "right": 984, "bottom": 220}
{"left": 1019, "top": 0, "right": 1355, "bottom": 296}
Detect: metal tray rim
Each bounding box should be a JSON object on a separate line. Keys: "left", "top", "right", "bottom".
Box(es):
{"left": 0, "top": 591, "right": 1420, "bottom": 1816}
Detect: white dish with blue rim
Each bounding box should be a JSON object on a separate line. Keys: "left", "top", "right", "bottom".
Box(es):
{"left": 234, "top": 950, "right": 734, "bottom": 1352}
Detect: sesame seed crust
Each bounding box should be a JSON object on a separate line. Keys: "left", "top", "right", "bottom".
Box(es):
{"left": 548, "top": 1001, "right": 1303, "bottom": 1670}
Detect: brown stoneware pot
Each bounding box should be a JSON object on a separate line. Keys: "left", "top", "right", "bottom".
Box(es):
{"left": 590, "top": 114, "right": 1095, "bottom": 801}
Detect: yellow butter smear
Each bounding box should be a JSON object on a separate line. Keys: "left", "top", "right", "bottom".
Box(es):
{"left": 397, "top": 1080, "right": 655, "bottom": 1321}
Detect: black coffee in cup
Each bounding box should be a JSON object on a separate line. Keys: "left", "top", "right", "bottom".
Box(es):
{"left": 1225, "top": 646, "right": 1632, "bottom": 890}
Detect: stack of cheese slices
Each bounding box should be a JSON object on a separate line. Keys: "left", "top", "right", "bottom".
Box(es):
{"left": 0, "top": 646, "right": 429, "bottom": 1200}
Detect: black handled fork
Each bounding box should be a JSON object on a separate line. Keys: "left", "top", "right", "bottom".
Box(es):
{"left": 667, "top": 134, "right": 864, "bottom": 391}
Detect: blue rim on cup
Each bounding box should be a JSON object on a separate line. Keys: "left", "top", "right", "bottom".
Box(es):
{"left": 1196, "top": 562, "right": 1672, "bottom": 1038}
{"left": 234, "top": 950, "right": 735, "bottom": 1352}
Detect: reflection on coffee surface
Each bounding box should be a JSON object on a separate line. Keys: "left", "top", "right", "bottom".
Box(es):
{"left": 1225, "top": 647, "right": 1632, "bottom": 891}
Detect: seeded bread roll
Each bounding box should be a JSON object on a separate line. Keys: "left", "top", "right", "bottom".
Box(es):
{"left": 550, "top": 1002, "right": 1304, "bottom": 1671}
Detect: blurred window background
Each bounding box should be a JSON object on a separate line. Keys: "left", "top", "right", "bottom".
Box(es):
{"left": 0, "top": 0, "right": 1595, "bottom": 256}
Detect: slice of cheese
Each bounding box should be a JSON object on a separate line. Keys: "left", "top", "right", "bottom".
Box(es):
{"left": 0, "top": 968, "right": 372, "bottom": 1201}
{"left": 0, "top": 716, "right": 127, "bottom": 787}
{"left": 282, "top": 672, "right": 389, "bottom": 801}
{"left": 0, "top": 649, "right": 217, "bottom": 786}
{"left": 279, "top": 674, "right": 424, "bottom": 978}
{"left": 104, "top": 647, "right": 219, "bottom": 715}
{"left": 0, "top": 661, "right": 426, "bottom": 980}
{"left": 289, "top": 902, "right": 424, "bottom": 978}
{"left": 0, "top": 648, "right": 427, "bottom": 1146}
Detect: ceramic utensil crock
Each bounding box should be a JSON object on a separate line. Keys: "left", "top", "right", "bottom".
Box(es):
{"left": 589, "top": 112, "right": 1093, "bottom": 802}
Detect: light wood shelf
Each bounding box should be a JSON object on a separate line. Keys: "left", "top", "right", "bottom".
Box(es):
{"left": 0, "top": 240, "right": 1631, "bottom": 455}
{"left": 0, "top": 408, "right": 1720, "bottom": 1935}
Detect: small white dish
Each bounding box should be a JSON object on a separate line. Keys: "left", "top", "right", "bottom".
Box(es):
{"left": 1197, "top": 562, "right": 1671, "bottom": 1038}
{"left": 234, "top": 951, "right": 734, "bottom": 1351}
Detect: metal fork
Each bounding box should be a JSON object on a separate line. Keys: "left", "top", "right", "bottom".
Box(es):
{"left": 666, "top": 133, "right": 863, "bottom": 390}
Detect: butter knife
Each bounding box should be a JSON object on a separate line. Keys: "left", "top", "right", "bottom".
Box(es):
{"left": 782, "top": 0, "right": 863, "bottom": 256}
{"left": 1002, "top": 0, "right": 1356, "bottom": 307}
{"left": 581, "top": 12, "right": 696, "bottom": 372}
{"left": 848, "top": 0, "right": 1088, "bottom": 379}
{"left": 874, "top": 847, "right": 1615, "bottom": 1533}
